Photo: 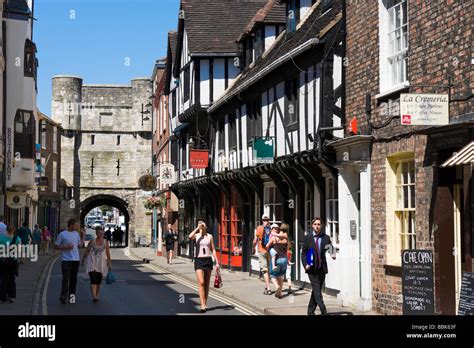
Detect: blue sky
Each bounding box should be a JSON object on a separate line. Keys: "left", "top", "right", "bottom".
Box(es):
{"left": 34, "top": 0, "right": 180, "bottom": 116}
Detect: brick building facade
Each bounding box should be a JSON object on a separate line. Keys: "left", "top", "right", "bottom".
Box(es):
{"left": 345, "top": 0, "right": 473, "bottom": 314}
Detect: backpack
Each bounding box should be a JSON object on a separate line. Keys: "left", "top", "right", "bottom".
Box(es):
{"left": 260, "top": 226, "right": 271, "bottom": 248}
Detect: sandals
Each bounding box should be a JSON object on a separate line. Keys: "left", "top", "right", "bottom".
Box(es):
{"left": 263, "top": 289, "right": 272, "bottom": 295}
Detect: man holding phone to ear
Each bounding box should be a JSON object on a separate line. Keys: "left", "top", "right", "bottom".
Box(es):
{"left": 301, "top": 217, "right": 336, "bottom": 315}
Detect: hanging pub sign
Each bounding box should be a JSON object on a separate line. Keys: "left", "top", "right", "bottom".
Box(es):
{"left": 402, "top": 249, "right": 435, "bottom": 315}
{"left": 400, "top": 93, "right": 449, "bottom": 126}
{"left": 189, "top": 149, "right": 209, "bottom": 169}
{"left": 159, "top": 163, "right": 176, "bottom": 185}
{"left": 6, "top": 192, "right": 27, "bottom": 209}
{"left": 252, "top": 137, "right": 274, "bottom": 165}
{"left": 138, "top": 174, "right": 157, "bottom": 191}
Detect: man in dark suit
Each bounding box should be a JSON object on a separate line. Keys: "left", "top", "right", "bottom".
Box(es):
{"left": 301, "top": 217, "right": 336, "bottom": 315}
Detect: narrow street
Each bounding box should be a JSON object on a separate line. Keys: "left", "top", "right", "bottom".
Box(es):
{"left": 44, "top": 248, "right": 244, "bottom": 315}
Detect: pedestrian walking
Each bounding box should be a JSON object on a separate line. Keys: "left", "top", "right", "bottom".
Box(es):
{"left": 41, "top": 226, "right": 51, "bottom": 255}
{"left": 252, "top": 214, "right": 272, "bottom": 294}
{"left": 301, "top": 217, "right": 336, "bottom": 315}
{"left": 17, "top": 222, "right": 32, "bottom": 264}
{"left": 0, "top": 225, "right": 20, "bottom": 303}
{"left": 189, "top": 221, "right": 219, "bottom": 313}
{"left": 266, "top": 223, "right": 289, "bottom": 299}
{"left": 54, "top": 218, "right": 84, "bottom": 304}
{"left": 164, "top": 224, "right": 178, "bottom": 264}
{"left": 105, "top": 228, "right": 112, "bottom": 247}
{"left": 81, "top": 227, "right": 112, "bottom": 303}
{"left": 32, "top": 224, "right": 42, "bottom": 247}
{"left": 280, "top": 223, "right": 295, "bottom": 295}
{"left": 0, "top": 217, "right": 7, "bottom": 237}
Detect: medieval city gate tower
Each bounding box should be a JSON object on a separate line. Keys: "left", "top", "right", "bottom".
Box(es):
{"left": 52, "top": 75, "right": 153, "bottom": 246}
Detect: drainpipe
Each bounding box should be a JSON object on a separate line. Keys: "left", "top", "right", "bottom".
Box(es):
{"left": 2, "top": 21, "right": 6, "bottom": 220}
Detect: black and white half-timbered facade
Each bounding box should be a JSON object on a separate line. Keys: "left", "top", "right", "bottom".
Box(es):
{"left": 167, "top": 0, "right": 282, "bottom": 258}
{"left": 169, "top": 0, "right": 372, "bottom": 311}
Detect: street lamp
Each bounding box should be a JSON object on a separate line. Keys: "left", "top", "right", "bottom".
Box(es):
{"left": 140, "top": 103, "right": 151, "bottom": 126}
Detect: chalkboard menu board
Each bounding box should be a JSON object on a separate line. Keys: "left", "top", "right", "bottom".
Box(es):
{"left": 458, "top": 272, "right": 474, "bottom": 315}
{"left": 402, "top": 250, "right": 434, "bottom": 315}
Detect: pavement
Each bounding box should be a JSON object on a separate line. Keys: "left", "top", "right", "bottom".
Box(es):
{"left": 0, "top": 245, "right": 59, "bottom": 315}
{"left": 129, "top": 246, "right": 379, "bottom": 315}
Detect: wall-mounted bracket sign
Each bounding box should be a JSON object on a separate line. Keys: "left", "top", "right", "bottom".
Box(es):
{"left": 402, "top": 249, "right": 435, "bottom": 315}
{"left": 159, "top": 163, "right": 176, "bottom": 185}
{"left": 190, "top": 149, "right": 209, "bottom": 169}
{"left": 252, "top": 137, "right": 274, "bottom": 165}
{"left": 400, "top": 93, "right": 449, "bottom": 126}
{"left": 138, "top": 174, "right": 157, "bottom": 191}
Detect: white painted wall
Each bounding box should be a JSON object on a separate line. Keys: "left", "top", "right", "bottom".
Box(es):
{"left": 200, "top": 59, "right": 210, "bottom": 106}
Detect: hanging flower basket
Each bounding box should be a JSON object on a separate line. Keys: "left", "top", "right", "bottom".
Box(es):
{"left": 143, "top": 195, "right": 166, "bottom": 210}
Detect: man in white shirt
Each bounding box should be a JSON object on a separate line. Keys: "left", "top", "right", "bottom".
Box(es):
{"left": 54, "top": 218, "right": 85, "bottom": 304}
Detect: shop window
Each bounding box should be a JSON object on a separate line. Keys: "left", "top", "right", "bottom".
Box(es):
{"left": 386, "top": 153, "right": 416, "bottom": 265}
{"left": 264, "top": 184, "right": 282, "bottom": 224}
{"left": 14, "top": 110, "right": 35, "bottom": 159}
{"left": 326, "top": 177, "right": 339, "bottom": 244}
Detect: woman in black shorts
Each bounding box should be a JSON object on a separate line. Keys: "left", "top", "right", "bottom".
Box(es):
{"left": 81, "top": 227, "right": 111, "bottom": 302}
{"left": 189, "top": 221, "right": 219, "bottom": 313}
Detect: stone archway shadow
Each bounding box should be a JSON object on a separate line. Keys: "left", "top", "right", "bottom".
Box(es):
{"left": 80, "top": 194, "right": 130, "bottom": 248}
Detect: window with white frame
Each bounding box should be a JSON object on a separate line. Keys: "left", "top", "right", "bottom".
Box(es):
{"left": 326, "top": 177, "right": 339, "bottom": 244}
{"left": 395, "top": 159, "right": 416, "bottom": 251}
{"left": 388, "top": 0, "right": 408, "bottom": 86}
{"left": 379, "top": 0, "right": 408, "bottom": 92}
{"left": 52, "top": 161, "right": 57, "bottom": 193}
{"left": 53, "top": 126, "right": 57, "bottom": 153}
{"left": 264, "top": 184, "right": 282, "bottom": 224}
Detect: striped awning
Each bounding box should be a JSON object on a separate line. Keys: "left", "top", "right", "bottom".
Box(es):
{"left": 441, "top": 141, "right": 474, "bottom": 167}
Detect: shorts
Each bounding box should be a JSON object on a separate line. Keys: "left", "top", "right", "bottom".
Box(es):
{"left": 258, "top": 252, "right": 269, "bottom": 273}
{"left": 194, "top": 257, "right": 213, "bottom": 271}
{"left": 89, "top": 271, "right": 103, "bottom": 285}
{"left": 166, "top": 244, "right": 174, "bottom": 251}
{"left": 270, "top": 257, "right": 288, "bottom": 278}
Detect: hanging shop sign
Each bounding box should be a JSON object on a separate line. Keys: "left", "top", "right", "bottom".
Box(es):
{"left": 252, "top": 137, "right": 274, "bottom": 165}
{"left": 138, "top": 174, "right": 157, "bottom": 191}
{"left": 189, "top": 149, "right": 209, "bottom": 169}
{"left": 400, "top": 93, "right": 449, "bottom": 126}
{"left": 401, "top": 249, "right": 434, "bottom": 315}
{"left": 159, "top": 163, "right": 176, "bottom": 185}
{"left": 6, "top": 192, "right": 27, "bottom": 209}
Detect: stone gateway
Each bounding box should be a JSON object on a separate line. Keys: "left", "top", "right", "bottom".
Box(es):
{"left": 52, "top": 76, "right": 153, "bottom": 245}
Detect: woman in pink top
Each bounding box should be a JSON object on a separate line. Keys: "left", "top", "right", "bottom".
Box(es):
{"left": 41, "top": 226, "right": 51, "bottom": 255}
{"left": 189, "top": 220, "right": 219, "bottom": 313}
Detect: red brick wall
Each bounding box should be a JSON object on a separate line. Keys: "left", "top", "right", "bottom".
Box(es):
{"left": 345, "top": 0, "right": 473, "bottom": 314}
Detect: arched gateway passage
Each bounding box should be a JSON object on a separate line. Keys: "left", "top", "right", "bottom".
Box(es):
{"left": 80, "top": 195, "right": 130, "bottom": 248}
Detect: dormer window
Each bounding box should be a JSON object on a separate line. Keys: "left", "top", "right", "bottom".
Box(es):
{"left": 244, "top": 39, "right": 254, "bottom": 68}
{"left": 286, "top": 0, "right": 300, "bottom": 33}
{"left": 253, "top": 28, "right": 265, "bottom": 61}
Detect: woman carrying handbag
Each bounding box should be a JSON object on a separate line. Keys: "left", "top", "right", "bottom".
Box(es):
{"left": 189, "top": 221, "right": 220, "bottom": 313}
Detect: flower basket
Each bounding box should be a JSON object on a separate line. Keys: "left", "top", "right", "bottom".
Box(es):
{"left": 143, "top": 195, "right": 166, "bottom": 210}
